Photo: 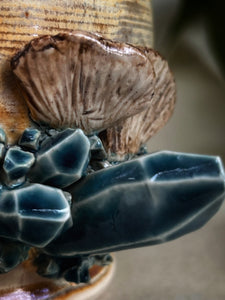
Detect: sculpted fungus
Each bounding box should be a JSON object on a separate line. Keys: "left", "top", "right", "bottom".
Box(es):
{"left": 100, "top": 49, "right": 176, "bottom": 160}
{"left": 11, "top": 31, "right": 157, "bottom": 134}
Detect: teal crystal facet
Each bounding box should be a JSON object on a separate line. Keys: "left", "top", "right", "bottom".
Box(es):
{"left": 0, "top": 184, "right": 72, "bottom": 247}
{"left": 3, "top": 146, "right": 35, "bottom": 186}
{"left": 44, "top": 151, "right": 225, "bottom": 256}
{"left": 29, "top": 128, "right": 90, "bottom": 188}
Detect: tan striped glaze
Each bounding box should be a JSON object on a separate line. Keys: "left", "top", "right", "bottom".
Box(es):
{"left": 0, "top": 0, "right": 153, "bottom": 57}
{"left": 0, "top": 0, "right": 153, "bottom": 143}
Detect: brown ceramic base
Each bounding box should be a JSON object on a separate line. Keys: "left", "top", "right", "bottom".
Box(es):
{"left": 0, "top": 256, "right": 115, "bottom": 300}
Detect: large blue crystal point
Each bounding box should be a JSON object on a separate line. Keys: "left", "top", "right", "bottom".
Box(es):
{"left": 45, "top": 151, "right": 225, "bottom": 256}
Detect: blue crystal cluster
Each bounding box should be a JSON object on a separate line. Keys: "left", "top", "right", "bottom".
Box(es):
{"left": 0, "top": 126, "right": 224, "bottom": 283}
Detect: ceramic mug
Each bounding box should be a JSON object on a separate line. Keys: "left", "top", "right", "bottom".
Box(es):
{"left": 0, "top": 1, "right": 153, "bottom": 299}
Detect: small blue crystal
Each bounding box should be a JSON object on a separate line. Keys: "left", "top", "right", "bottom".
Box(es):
{"left": 0, "top": 127, "right": 6, "bottom": 144}
{"left": 89, "top": 135, "right": 107, "bottom": 160}
{"left": 3, "top": 146, "right": 35, "bottom": 186}
{"left": 18, "top": 128, "right": 41, "bottom": 151}
{"left": 0, "top": 238, "right": 29, "bottom": 273}
{"left": 0, "top": 184, "right": 72, "bottom": 247}
{"left": 0, "top": 143, "right": 5, "bottom": 161}
{"left": 29, "top": 128, "right": 90, "bottom": 188}
{"left": 44, "top": 151, "right": 225, "bottom": 256}
{"left": 63, "top": 258, "right": 91, "bottom": 283}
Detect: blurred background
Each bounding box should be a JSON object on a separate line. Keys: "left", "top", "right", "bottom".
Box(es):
{"left": 103, "top": 1, "right": 225, "bottom": 299}
{"left": 150, "top": 0, "right": 225, "bottom": 161}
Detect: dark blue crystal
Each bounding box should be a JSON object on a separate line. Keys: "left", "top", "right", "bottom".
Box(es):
{"left": 34, "top": 253, "right": 97, "bottom": 284}
{"left": 0, "top": 127, "right": 6, "bottom": 144}
{"left": 29, "top": 128, "right": 90, "bottom": 188}
{"left": 89, "top": 135, "right": 107, "bottom": 160}
{"left": 0, "top": 238, "right": 29, "bottom": 273}
{"left": 19, "top": 128, "right": 41, "bottom": 151}
{"left": 44, "top": 151, "right": 225, "bottom": 256}
{"left": 3, "top": 146, "right": 35, "bottom": 186}
{"left": 0, "top": 143, "right": 5, "bottom": 161}
{"left": 0, "top": 184, "right": 72, "bottom": 247}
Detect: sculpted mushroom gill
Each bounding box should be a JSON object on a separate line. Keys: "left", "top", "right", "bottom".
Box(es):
{"left": 11, "top": 31, "right": 161, "bottom": 134}
{"left": 100, "top": 48, "right": 176, "bottom": 160}
{"left": 11, "top": 31, "right": 175, "bottom": 162}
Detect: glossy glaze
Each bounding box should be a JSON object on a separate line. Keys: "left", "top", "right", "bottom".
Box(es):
{"left": 44, "top": 151, "right": 225, "bottom": 257}
{"left": 0, "top": 126, "right": 224, "bottom": 282}
{"left": 18, "top": 128, "right": 41, "bottom": 151}
{"left": 0, "top": 126, "right": 224, "bottom": 269}
{"left": 29, "top": 128, "right": 90, "bottom": 188}
{"left": 3, "top": 146, "right": 35, "bottom": 186}
{"left": 0, "top": 184, "right": 71, "bottom": 249}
